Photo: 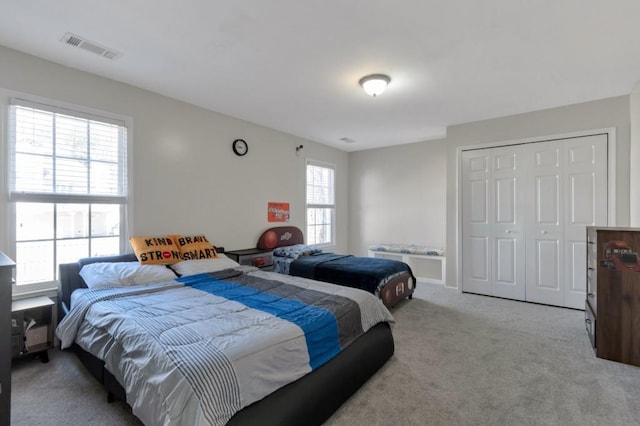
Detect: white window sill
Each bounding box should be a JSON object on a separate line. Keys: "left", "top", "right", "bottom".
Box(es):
{"left": 12, "top": 283, "right": 59, "bottom": 301}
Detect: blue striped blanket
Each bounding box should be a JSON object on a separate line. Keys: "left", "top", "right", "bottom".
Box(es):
{"left": 57, "top": 268, "right": 393, "bottom": 426}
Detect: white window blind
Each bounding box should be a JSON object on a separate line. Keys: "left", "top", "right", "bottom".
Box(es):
{"left": 306, "top": 161, "right": 335, "bottom": 246}
{"left": 9, "top": 100, "right": 127, "bottom": 201}
{"left": 8, "top": 98, "right": 129, "bottom": 288}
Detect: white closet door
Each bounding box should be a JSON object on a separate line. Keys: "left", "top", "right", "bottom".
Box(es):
{"left": 462, "top": 146, "right": 526, "bottom": 299}
{"left": 462, "top": 150, "right": 492, "bottom": 295}
{"left": 491, "top": 146, "right": 526, "bottom": 300}
{"left": 524, "top": 135, "right": 608, "bottom": 307}
{"left": 562, "top": 135, "right": 608, "bottom": 309}
{"left": 462, "top": 133, "right": 608, "bottom": 308}
{"left": 525, "top": 141, "right": 564, "bottom": 306}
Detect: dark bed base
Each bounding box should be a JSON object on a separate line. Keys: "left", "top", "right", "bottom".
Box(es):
{"left": 231, "top": 322, "right": 392, "bottom": 425}
{"left": 69, "top": 323, "right": 393, "bottom": 425}
{"left": 59, "top": 254, "right": 394, "bottom": 425}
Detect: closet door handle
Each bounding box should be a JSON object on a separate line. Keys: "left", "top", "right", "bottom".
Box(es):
{"left": 541, "top": 230, "right": 548, "bottom": 235}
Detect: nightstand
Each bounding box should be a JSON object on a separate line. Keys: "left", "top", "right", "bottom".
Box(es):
{"left": 226, "top": 248, "right": 273, "bottom": 270}
{"left": 11, "top": 296, "right": 55, "bottom": 363}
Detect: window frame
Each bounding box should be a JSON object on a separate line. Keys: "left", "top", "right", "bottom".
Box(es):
{"left": 1, "top": 91, "right": 134, "bottom": 295}
{"left": 305, "top": 159, "right": 336, "bottom": 248}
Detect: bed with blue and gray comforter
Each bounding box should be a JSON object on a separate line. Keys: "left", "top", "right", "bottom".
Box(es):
{"left": 57, "top": 254, "right": 394, "bottom": 426}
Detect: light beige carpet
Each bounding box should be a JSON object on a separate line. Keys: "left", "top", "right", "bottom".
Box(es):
{"left": 12, "top": 284, "right": 640, "bottom": 425}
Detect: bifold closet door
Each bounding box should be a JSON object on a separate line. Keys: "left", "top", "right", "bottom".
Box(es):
{"left": 461, "top": 145, "right": 526, "bottom": 300}
{"left": 525, "top": 135, "right": 607, "bottom": 309}
{"left": 524, "top": 140, "right": 564, "bottom": 307}
{"left": 462, "top": 134, "right": 607, "bottom": 308}
{"left": 563, "top": 135, "right": 607, "bottom": 308}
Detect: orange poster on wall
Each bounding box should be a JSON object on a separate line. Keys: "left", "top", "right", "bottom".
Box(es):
{"left": 268, "top": 202, "right": 290, "bottom": 222}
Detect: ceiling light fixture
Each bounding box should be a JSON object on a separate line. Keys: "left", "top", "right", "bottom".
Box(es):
{"left": 359, "top": 74, "right": 391, "bottom": 97}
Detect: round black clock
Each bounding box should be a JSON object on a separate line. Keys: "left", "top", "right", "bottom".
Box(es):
{"left": 232, "top": 139, "right": 248, "bottom": 156}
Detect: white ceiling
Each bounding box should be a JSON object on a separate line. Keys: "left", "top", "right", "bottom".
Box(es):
{"left": 1, "top": 0, "right": 640, "bottom": 152}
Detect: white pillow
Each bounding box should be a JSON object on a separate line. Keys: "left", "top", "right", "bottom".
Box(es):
{"left": 79, "top": 261, "right": 177, "bottom": 289}
{"left": 170, "top": 253, "right": 240, "bottom": 276}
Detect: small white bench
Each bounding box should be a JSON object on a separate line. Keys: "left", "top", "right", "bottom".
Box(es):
{"left": 368, "top": 244, "right": 446, "bottom": 285}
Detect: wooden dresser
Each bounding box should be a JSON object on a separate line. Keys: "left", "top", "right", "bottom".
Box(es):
{"left": 586, "top": 227, "right": 640, "bottom": 366}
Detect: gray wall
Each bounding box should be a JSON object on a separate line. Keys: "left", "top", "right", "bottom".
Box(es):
{"left": 348, "top": 139, "right": 447, "bottom": 256}
{"left": 0, "top": 45, "right": 349, "bottom": 254}
{"left": 631, "top": 87, "right": 640, "bottom": 226}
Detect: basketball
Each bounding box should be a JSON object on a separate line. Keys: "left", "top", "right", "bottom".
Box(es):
{"left": 263, "top": 231, "right": 278, "bottom": 249}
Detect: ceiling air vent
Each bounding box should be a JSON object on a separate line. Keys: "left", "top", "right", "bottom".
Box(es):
{"left": 61, "top": 32, "right": 122, "bottom": 60}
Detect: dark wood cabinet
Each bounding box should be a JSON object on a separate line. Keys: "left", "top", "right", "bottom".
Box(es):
{"left": 586, "top": 227, "right": 640, "bottom": 366}
{"left": 0, "top": 252, "right": 15, "bottom": 425}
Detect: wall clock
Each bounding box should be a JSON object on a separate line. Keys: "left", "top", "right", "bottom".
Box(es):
{"left": 232, "top": 139, "right": 248, "bottom": 156}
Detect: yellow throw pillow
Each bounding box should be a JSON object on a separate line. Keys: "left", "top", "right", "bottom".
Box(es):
{"left": 172, "top": 235, "right": 218, "bottom": 260}
{"left": 129, "top": 236, "right": 182, "bottom": 264}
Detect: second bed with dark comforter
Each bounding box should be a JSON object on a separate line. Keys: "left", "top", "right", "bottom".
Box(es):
{"left": 258, "top": 226, "right": 416, "bottom": 308}
{"left": 290, "top": 252, "right": 413, "bottom": 297}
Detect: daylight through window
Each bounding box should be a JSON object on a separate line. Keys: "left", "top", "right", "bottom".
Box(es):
{"left": 306, "top": 161, "right": 335, "bottom": 246}
{"left": 8, "top": 100, "right": 129, "bottom": 287}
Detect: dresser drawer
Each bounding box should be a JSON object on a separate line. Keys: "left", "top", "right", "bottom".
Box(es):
{"left": 585, "top": 301, "right": 596, "bottom": 351}
{"left": 586, "top": 267, "right": 597, "bottom": 312}
{"left": 226, "top": 249, "right": 273, "bottom": 268}
{"left": 240, "top": 251, "right": 273, "bottom": 267}
{"left": 586, "top": 231, "right": 597, "bottom": 312}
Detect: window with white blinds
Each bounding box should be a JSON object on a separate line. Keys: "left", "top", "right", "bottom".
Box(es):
{"left": 306, "top": 160, "right": 335, "bottom": 246}
{"left": 7, "top": 98, "right": 129, "bottom": 289}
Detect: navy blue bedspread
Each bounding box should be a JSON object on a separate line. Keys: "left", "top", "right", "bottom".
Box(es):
{"left": 289, "top": 253, "right": 414, "bottom": 295}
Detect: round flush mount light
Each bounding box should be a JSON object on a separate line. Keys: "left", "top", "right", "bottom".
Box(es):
{"left": 359, "top": 74, "right": 391, "bottom": 97}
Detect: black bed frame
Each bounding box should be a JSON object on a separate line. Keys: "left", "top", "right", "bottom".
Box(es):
{"left": 58, "top": 253, "right": 394, "bottom": 426}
